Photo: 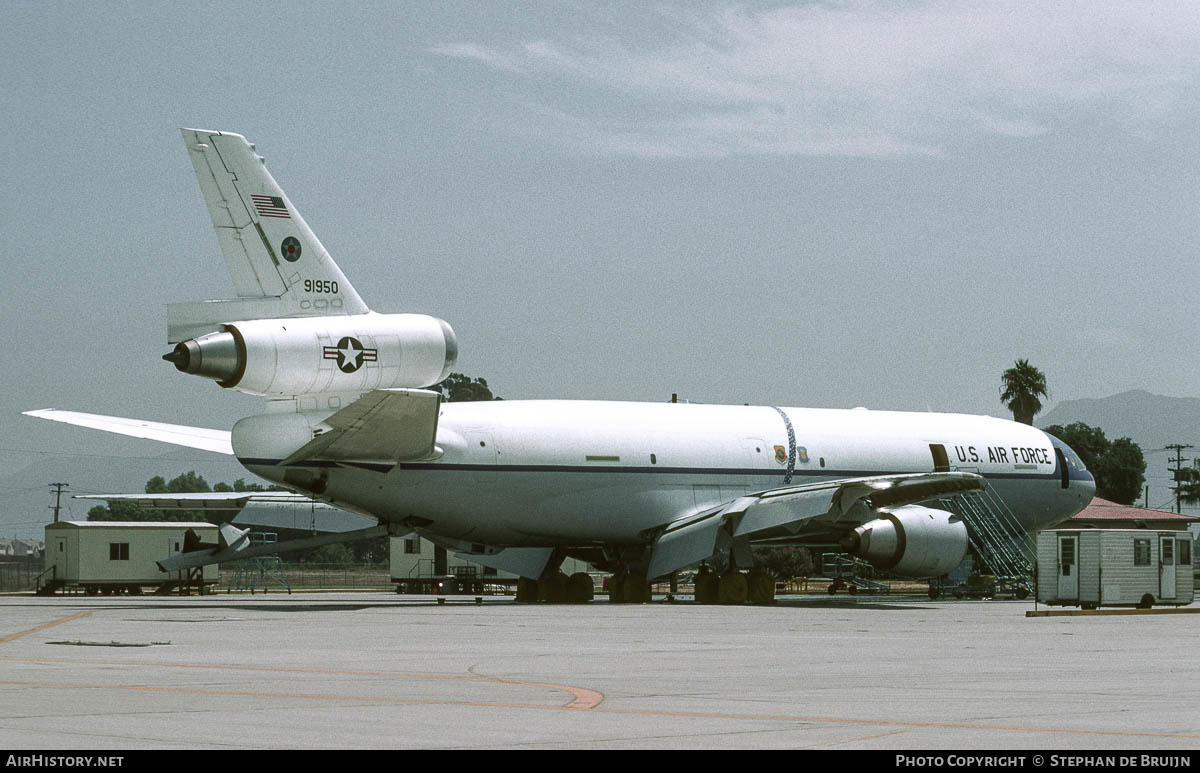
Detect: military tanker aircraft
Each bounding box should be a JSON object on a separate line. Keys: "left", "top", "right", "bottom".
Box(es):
{"left": 27, "top": 129, "right": 1095, "bottom": 603}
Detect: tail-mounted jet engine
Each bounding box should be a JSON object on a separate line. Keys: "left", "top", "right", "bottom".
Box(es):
{"left": 164, "top": 313, "right": 457, "bottom": 397}
{"left": 840, "top": 504, "right": 968, "bottom": 578}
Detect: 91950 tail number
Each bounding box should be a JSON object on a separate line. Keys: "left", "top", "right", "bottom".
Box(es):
{"left": 304, "top": 279, "right": 338, "bottom": 294}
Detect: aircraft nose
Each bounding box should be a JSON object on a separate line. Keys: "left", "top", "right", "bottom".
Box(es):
{"left": 1046, "top": 433, "right": 1096, "bottom": 499}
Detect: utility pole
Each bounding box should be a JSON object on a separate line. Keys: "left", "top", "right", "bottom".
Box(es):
{"left": 1165, "top": 445, "right": 1194, "bottom": 514}
{"left": 48, "top": 482, "right": 69, "bottom": 523}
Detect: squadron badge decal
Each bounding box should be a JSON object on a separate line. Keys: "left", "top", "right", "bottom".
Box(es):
{"left": 774, "top": 445, "right": 788, "bottom": 464}
{"left": 323, "top": 336, "right": 377, "bottom": 373}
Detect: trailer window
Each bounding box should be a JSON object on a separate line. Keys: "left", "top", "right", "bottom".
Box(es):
{"left": 1179, "top": 540, "right": 1191, "bottom": 566}
{"left": 1133, "top": 539, "right": 1151, "bottom": 567}
{"left": 109, "top": 543, "right": 129, "bottom": 561}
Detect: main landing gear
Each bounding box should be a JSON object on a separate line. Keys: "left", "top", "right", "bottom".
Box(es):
{"left": 515, "top": 571, "right": 595, "bottom": 604}
{"left": 694, "top": 565, "right": 776, "bottom": 605}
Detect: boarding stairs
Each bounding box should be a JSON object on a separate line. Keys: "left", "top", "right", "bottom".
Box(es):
{"left": 821, "top": 553, "right": 889, "bottom": 593}
{"left": 939, "top": 476, "right": 1034, "bottom": 596}
{"left": 34, "top": 566, "right": 63, "bottom": 596}
{"left": 228, "top": 556, "right": 291, "bottom": 594}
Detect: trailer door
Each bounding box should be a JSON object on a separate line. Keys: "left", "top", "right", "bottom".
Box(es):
{"left": 1160, "top": 536, "right": 1177, "bottom": 600}
{"left": 1057, "top": 535, "right": 1078, "bottom": 601}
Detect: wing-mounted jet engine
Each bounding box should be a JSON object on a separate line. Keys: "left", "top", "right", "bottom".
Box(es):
{"left": 839, "top": 504, "right": 968, "bottom": 578}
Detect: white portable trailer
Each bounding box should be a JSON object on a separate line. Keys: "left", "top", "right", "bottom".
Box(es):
{"left": 1037, "top": 529, "right": 1194, "bottom": 608}
{"left": 43, "top": 521, "right": 219, "bottom": 595}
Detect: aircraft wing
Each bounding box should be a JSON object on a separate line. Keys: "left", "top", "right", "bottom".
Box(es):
{"left": 23, "top": 409, "right": 233, "bottom": 455}
{"left": 281, "top": 388, "right": 441, "bottom": 465}
{"left": 646, "top": 471, "right": 982, "bottom": 579}
{"left": 74, "top": 492, "right": 376, "bottom": 533}
{"left": 73, "top": 492, "right": 309, "bottom": 511}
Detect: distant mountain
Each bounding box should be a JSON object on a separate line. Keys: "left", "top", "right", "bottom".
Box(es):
{"left": 1038, "top": 390, "right": 1200, "bottom": 451}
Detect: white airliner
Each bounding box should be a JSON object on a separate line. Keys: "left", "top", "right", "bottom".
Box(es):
{"left": 26, "top": 129, "right": 1095, "bottom": 603}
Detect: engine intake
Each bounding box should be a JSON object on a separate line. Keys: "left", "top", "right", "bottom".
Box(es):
{"left": 165, "top": 313, "right": 457, "bottom": 397}
{"left": 840, "top": 505, "right": 968, "bottom": 578}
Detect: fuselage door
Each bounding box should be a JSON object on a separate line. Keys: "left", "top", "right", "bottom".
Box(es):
{"left": 929, "top": 444, "right": 950, "bottom": 473}
{"left": 1160, "top": 536, "right": 1177, "bottom": 599}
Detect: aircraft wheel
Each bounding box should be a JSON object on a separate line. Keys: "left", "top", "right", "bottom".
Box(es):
{"left": 607, "top": 573, "right": 626, "bottom": 603}
{"left": 566, "top": 572, "right": 594, "bottom": 603}
{"left": 748, "top": 569, "right": 775, "bottom": 605}
{"left": 623, "top": 573, "right": 652, "bottom": 603}
{"left": 718, "top": 571, "right": 748, "bottom": 605}
{"left": 516, "top": 577, "right": 539, "bottom": 603}
{"left": 694, "top": 571, "right": 719, "bottom": 604}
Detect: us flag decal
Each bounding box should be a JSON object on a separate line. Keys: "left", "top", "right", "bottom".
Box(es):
{"left": 251, "top": 194, "right": 290, "bottom": 219}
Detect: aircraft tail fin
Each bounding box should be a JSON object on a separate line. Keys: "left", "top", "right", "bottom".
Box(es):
{"left": 175, "top": 128, "right": 368, "bottom": 341}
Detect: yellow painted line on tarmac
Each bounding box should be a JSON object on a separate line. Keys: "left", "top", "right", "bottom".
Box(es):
{"left": 580, "top": 706, "right": 1200, "bottom": 741}
{"left": 0, "top": 611, "right": 92, "bottom": 644}
{"left": 0, "top": 656, "right": 603, "bottom": 709}
{"left": 0, "top": 679, "right": 587, "bottom": 714}
{"left": 0, "top": 663, "right": 1197, "bottom": 741}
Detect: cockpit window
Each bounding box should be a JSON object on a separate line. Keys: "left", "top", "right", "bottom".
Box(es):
{"left": 1046, "top": 434, "right": 1089, "bottom": 473}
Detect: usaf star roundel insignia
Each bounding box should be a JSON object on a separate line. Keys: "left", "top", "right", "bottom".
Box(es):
{"left": 281, "top": 236, "right": 302, "bottom": 262}
{"left": 322, "top": 336, "right": 378, "bottom": 373}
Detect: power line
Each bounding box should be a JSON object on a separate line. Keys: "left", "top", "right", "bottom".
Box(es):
{"left": 48, "top": 483, "right": 69, "bottom": 523}
{"left": 1165, "top": 444, "right": 1194, "bottom": 514}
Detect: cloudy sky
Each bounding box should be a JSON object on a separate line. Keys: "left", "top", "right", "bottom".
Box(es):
{"left": 3, "top": 1, "right": 1199, "bottom": 535}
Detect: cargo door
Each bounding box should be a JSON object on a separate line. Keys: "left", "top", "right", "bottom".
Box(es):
{"left": 1057, "top": 535, "right": 1078, "bottom": 601}
{"left": 1159, "top": 536, "right": 1177, "bottom": 600}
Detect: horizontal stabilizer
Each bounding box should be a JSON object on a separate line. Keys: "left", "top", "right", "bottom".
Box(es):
{"left": 281, "top": 388, "right": 441, "bottom": 465}
{"left": 23, "top": 409, "right": 233, "bottom": 455}
{"left": 72, "top": 492, "right": 375, "bottom": 534}
{"left": 157, "top": 524, "right": 388, "bottom": 572}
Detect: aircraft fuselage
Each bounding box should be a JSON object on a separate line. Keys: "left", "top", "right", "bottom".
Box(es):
{"left": 240, "top": 400, "right": 1095, "bottom": 548}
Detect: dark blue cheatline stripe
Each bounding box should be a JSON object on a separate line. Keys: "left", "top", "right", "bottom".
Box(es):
{"left": 770, "top": 406, "right": 796, "bottom": 484}
{"left": 237, "top": 458, "right": 1060, "bottom": 481}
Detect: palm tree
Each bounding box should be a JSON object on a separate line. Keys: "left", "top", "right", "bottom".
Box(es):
{"left": 1000, "top": 359, "right": 1048, "bottom": 425}
{"left": 1179, "top": 467, "right": 1200, "bottom": 509}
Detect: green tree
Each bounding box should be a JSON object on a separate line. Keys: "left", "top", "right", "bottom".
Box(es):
{"left": 434, "top": 373, "right": 498, "bottom": 402}
{"left": 1043, "top": 422, "right": 1146, "bottom": 505}
{"left": 87, "top": 471, "right": 273, "bottom": 522}
{"left": 751, "top": 546, "right": 814, "bottom": 579}
{"left": 1000, "top": 359, "right": 1049, "bottom": 425}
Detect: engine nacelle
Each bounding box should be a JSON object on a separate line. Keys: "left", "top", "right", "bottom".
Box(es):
{"left": 840, "top": 505, "right": 968, "bottom": 578}
{"left": 164, "top": 313, "right": 457, "bottom": 397}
